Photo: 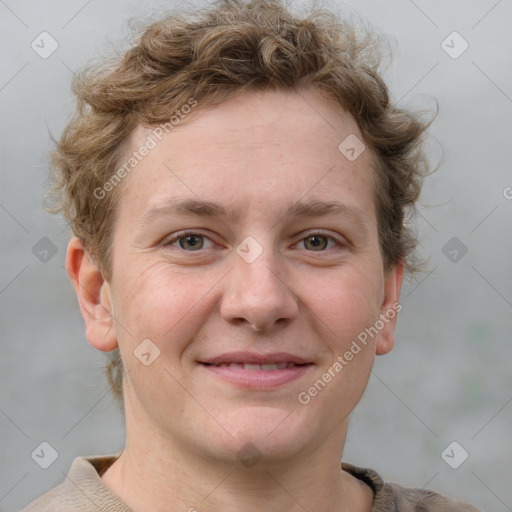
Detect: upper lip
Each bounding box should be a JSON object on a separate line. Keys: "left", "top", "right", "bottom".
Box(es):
{"left": 200, "top": 352, "right": 312, "bottom": 365}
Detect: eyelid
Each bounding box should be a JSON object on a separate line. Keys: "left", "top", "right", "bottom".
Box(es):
{"left": 161, "top": 229, "right": 349, "bottom": 251}
{"left": 294, "top": 230, "right": 349, "bottom": 249}
{"left": 163, "top": 230, "right": 217, "bottom": 249}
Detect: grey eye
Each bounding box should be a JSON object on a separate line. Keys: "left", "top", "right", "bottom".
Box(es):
{"left": 302, "top": 235, "right": 330, "bottom": 251}
{"left": 178, "top": 235, "right": 205, "bottom": 250}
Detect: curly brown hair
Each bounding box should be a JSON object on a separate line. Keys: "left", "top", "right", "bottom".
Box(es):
{"left": 46, "top": 0, "right": 433, "bottom": 410}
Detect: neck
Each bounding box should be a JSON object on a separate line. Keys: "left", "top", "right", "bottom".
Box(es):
{"left": 101, "top": 394, "right": 373, "bottom": 512}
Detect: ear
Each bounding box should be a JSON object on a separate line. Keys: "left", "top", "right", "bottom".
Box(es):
{"left": 375, "top": 263, "right": 404, "bottom": 356}
{"left": 65, "top": 237, "right": 118, "bottom": 352}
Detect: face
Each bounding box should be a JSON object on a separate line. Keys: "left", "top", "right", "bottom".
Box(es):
{"left": 77, "top": 88, "right": 402, "bottom": 465}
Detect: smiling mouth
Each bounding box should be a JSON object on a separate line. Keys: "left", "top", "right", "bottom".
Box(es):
{"left": 198, "top": 352, "right": 314, "bottom": 388}
{"left": 201, "top": 362, "right": 308, "bottom": 370}
{"left": 198, "top": 358, "right": 314, "bottom": 389}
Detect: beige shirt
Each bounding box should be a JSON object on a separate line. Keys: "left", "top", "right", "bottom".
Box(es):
{"left": 21, "top": 453, "right": 481, "bottom": 511}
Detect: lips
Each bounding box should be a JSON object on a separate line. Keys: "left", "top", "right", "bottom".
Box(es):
{"left": 198, "top": 352, "right": 314, "bottom": 389}
{"left": 208, "top": 362, "right": 298, "bottom": 370}
{"left": 200, "top": 352, "right": 312, "bottom": 366}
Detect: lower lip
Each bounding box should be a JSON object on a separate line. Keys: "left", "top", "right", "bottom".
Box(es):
{"left": 199, "top": 364, "right": 314, "bottom": 389}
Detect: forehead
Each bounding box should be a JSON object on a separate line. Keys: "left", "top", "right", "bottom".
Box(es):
{"left": 116, "top": 88, "right": 376, "bottom": 227}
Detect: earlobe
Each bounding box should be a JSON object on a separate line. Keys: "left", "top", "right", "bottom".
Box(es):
{"left": 375, "top": 263, "right": 404, "bottom": 356}
{"left": 65, "top": 237, "right": 118, "bottom": 352}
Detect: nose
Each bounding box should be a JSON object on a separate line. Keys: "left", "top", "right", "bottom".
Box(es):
{"left": 220, "top": 250, "right": 299, "bottom": 332}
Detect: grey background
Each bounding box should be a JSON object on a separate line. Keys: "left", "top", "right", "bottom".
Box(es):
{"left": 1, "top": 1, "right": 511, "bottom": 511}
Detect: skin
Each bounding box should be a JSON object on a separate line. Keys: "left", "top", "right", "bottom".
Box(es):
{"left": 66, "top": 87, "right": 403, "bottom": 512}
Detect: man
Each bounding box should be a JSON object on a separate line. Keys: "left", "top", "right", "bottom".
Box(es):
{"left": 23, "top": 0, "right": 480, "bottom": 510}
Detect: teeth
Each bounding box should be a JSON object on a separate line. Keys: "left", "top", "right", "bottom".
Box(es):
{"left": 244, "top": 363, "right": 262, "bottom": 371}
{"left": 214, "top": 362, "right": 298, "bottom": 370}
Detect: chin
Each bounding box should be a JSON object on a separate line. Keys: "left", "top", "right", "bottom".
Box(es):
{"left": 204, "top": 405, "right": 318, "bottom": 466}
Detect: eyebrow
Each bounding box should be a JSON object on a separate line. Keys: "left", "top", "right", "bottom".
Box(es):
{"left": 136, "top": 198, "right": 369, "bottom": 234}
{"left": 136, "top": 199, "right": 237, "bottom": 230}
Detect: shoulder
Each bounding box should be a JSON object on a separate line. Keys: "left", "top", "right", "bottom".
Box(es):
{"left": 21, "top": 481, "right": 68, "bottom": 512}
{"left": 21, "top": 453, "right": 130, "bottom": 512}
{"left": 383, "top": 481, "right": 482, "bottom": 511}
{"left": 342, "top": 462, "right": 482, "bottom": 512}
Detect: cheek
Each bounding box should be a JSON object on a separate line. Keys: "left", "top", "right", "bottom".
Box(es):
{"left": 114, "top": 268, "right": 212, "bottom": 409}
{"left": 305, "top": 266, "right": 383, "bottom": 345}
{"left": 114, "top": 262, "right": 220, "bottom": 355}
{"left": 296, "top": 277, "right": 378, "bottom": 429}
{"left": 305, "top": 271, "right": 380, "bottom": 410}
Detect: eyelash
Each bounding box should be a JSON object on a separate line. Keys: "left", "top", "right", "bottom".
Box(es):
{"left": 163, "top": 230, "right": 346, "bottom": 252}
{"left": 163, "top": 231, "right": 216, "bottom": 250}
